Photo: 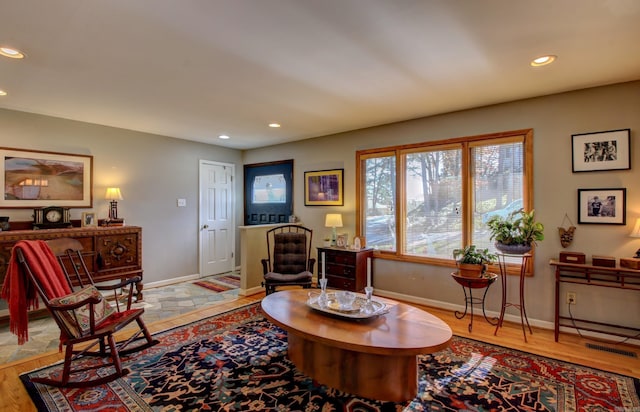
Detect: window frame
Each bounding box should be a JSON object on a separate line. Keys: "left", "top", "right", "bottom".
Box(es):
{"left": 356, "top": 129, "right": 534, "bottom": 275}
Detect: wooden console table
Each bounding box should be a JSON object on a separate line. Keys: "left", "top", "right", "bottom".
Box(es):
{"left": 550, "top": 259, "right": 640, "bottom": 341}
{"left": 0, "top": 226, "right": 143, "bottom": 318}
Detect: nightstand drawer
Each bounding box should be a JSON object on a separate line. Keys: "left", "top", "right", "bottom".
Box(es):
{"left": 325, "top": 251, "right": 356, "bottom": 265}
{"left": 327, "top": 263, "right": 355, "bottom": 277}
{"left": 327, "top": 276, "right": 355, "bottom": 291}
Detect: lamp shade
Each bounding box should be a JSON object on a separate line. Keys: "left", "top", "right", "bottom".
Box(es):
{"left": 630, "top": 218, "right": 640, "bottom": 238}
{"left": 325, "top": 213, "right": 343, "bottom": 228}
{"left": 105, "top": 187, "right": 123, "bottom": 201}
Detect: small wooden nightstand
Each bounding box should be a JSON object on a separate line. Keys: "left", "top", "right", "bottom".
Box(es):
{"left": 317, "top": 247, "right": 373, "bottom": 292}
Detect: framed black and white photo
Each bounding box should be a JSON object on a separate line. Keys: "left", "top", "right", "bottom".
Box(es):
{"left": 81, "top": 211, "right": 97, "bottom": 227}
{"left": 578, "top": 188, "right": 626, "bottom": 225}
{"left": 571, "top": 128, "right": 630, "bottom": 172}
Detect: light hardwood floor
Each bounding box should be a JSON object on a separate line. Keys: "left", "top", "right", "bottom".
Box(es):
{"left": 1, "top": 292, "right": 638, "bottom": 411}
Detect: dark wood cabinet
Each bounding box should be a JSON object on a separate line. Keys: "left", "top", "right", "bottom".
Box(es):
{"left": 317, "top": 247, "right": 373, "bottom": 292}
{"left": 0, "top": 226, "right": 143, "bottom": 316}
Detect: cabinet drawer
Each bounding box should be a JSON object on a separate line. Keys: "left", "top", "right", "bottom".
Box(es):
{"left": 96, "top": 233, "right": 140, "bottom": 271}
{"left": 325, "top": 251, "right": 355, "bottom": 266}
{"left": 327, "top": 276, "right": 355, "bottom": 291}
{"left": 327, "top": 263, "right": 355, "bottom": 278}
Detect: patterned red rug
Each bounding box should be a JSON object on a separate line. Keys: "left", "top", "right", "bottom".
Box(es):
{"left": 193, "top": 273, "right": 240, "bottom": 292}
{"left": 214, "top": 274, "right": 240, "bottom": 287}
{"left": 22, "top": 303, "right": 640, "bottom": 411}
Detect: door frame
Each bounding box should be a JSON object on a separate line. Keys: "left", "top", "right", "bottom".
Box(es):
{"left": 198, "top": 159, "right": 236, "bottom": 277}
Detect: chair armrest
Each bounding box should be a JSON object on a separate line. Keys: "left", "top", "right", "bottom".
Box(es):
{"left": 48, "top": 295, "right": 103, "bottom": 312}
{"left": 261, "top": 259, "right": 269, "bottom": 275}
{"left": 308, "top": 258, "right": 316, "bottom": 274}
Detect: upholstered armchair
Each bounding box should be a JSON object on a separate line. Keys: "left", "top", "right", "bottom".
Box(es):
{"left": 261, "top": 225, "right": 316, "bottom": 295}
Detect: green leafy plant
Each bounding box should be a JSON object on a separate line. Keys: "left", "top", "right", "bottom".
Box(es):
{"left": 452, "top": 245, "right": 497, "bottom": 266}
{"left": 486, "top": 208, "right": 544, "bottom": 246}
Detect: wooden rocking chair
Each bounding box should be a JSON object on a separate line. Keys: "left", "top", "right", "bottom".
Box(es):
{"left": 8, "top": 239, "right": 158, "bottom": 387}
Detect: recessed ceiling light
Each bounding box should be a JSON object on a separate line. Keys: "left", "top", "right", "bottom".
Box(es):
{"left": 268, "top": 123, "right": 281, "bottom": 128}
{"left": 218, "top": 134, "right": 230, "bottom": 139}
{"left": 530, "top": 55, "right": 556, "bottom": 67}
{"left": 0, "top": 47, "right": 25, "bottom": 59}
{"left": 0, "top": 90, "right": 7, "bottom": 96}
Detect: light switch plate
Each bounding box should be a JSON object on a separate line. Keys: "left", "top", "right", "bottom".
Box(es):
{"left": 177, "top": 198, "right": 186, "bottom": 207}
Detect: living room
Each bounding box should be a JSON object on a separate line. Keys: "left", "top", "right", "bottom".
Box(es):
{"left": 2, "top": 81, "right": 638, "bottom": 334}
{"left": 1, "top": 1, "right": 639, "bottom": 409}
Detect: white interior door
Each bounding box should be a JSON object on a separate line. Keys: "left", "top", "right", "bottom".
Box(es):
{"left": 199, "top": 160, "right": 235, "bottom": 277}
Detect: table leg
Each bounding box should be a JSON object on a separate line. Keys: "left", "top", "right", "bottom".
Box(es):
{"left": 554, "top": 267, "right": 560, "bottom": 341}
{"left": 519, "top": 265, "right": 533, "bottom": 342}
{"left": 455, "top": 286, "right": 475, "bottom": 332}
{"left": 481, "top": 285, "right": 498, "bottom": 326}
{"left": 454, "top": 286, "right": 470, "bottom": 320}
{"left": 494, "top": 268, "right": 507, "bottom": 336}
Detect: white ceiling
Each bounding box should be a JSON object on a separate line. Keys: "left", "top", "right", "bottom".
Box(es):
{"left": 1, "top": 1, "right": 639, "bottom": 150}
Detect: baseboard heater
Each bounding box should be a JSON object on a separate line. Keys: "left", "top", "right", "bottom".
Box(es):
{"left": 586, "top": 343, "right": 637, "bottom": 358}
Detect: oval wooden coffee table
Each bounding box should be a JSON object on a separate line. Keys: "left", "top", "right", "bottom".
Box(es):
{"left": 261, "top": 289, "right": 452, "bottom": 402}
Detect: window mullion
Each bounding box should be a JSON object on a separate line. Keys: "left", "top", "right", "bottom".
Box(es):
{"left": 461, "top": 142, "right": 472, "bottom": 247}
{"left": 397, "top": 150, "right": 405, "bottom": 255}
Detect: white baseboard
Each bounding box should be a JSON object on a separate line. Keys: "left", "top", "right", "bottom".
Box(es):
{"left": 145, "top": 273, "right": 200, "bottom": 289}
{"left": 239, "top": 286, "right": 264, "bottom": 296}
{"left": 376, "top": 288, "right": 640, "bottom": 345}
{"left": 375, "top": 288, "right": 553, "bottom": 329}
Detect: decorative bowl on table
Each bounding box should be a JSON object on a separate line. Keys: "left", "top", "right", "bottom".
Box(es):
{"left": 332, "top": 290, "right": 355, "bottom": 309}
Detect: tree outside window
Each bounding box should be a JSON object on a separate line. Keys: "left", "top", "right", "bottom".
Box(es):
{"left": 357, "top": 130, "right": 532, "bottom": 270}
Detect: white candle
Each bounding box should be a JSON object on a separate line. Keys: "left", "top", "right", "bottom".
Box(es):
{"left": 322, "top": 252, "right": 326, "bottom": 280}
{"left": 367, "top": 257, "right": 372, "bottom": 287}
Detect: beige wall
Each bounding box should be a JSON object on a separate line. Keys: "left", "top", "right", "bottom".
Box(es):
{"left": 243, "top": 80, "right": 640, "bottom": 328}
{"left": 0, "top": 109, "right": 244, "bottom": 284}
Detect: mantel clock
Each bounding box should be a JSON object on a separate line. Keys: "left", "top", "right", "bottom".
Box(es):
{"left": 33, "top": 206, "right": 72, "bottom": 230}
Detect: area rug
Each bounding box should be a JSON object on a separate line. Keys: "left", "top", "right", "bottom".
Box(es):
{"left": 193, "top": 273, "right": 241, "bottom": 292}
{"left": 22, "top": 303, "right": 640, "bottom": 411}
{"left": 214, "top": 273, "right": 240, "bottom": 287}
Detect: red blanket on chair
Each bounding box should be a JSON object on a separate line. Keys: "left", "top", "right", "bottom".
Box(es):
{"left": 0, "top": 240, "right": 71, "bottom": 345}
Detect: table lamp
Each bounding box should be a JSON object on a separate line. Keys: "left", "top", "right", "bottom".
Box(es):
{"left": 325, "top": 213, "right": 343, "bottom": 246}
{"left": 105, "top": 187, "right": 123, "bottom": 220}
{"left": 630, "top": 217, "right": 640, "bottom": 258}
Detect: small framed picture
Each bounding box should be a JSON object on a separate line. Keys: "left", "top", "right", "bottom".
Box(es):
{"left": 336, "top": 233, "right": 348, "bottom": 248}
{"left": 81, "top": 211, "right": 97, "bottom": 227}
{"left": 578, "top": 188, "right": 626, "bottom": 225}
{"left": 571, "top": 129, "right": 630, "bottom": 172}
{"left": 304, "top": 169, "right": 344, "bottom": 206}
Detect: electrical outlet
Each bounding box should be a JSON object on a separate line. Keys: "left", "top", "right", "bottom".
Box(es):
{"left": 566, "top": 292, "right": 577, "bottom": 305}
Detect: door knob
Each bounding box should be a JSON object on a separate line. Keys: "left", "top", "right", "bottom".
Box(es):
{"left": 203, "top": 224, "right": 209, "bottom": 229}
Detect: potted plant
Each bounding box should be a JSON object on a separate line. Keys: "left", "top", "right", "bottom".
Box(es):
{"left": 486, "top": 208, "right": 544, "bottom": 254}
{"left": 452, "top": 245, "right": 497, "bottom": 278}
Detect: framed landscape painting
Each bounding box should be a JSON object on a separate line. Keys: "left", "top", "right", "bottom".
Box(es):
{"left": 571, "top": 128, "right": 630, "bottom": 172}
{"left": 1, "top": 147, "right": 93, "bottom": 208}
